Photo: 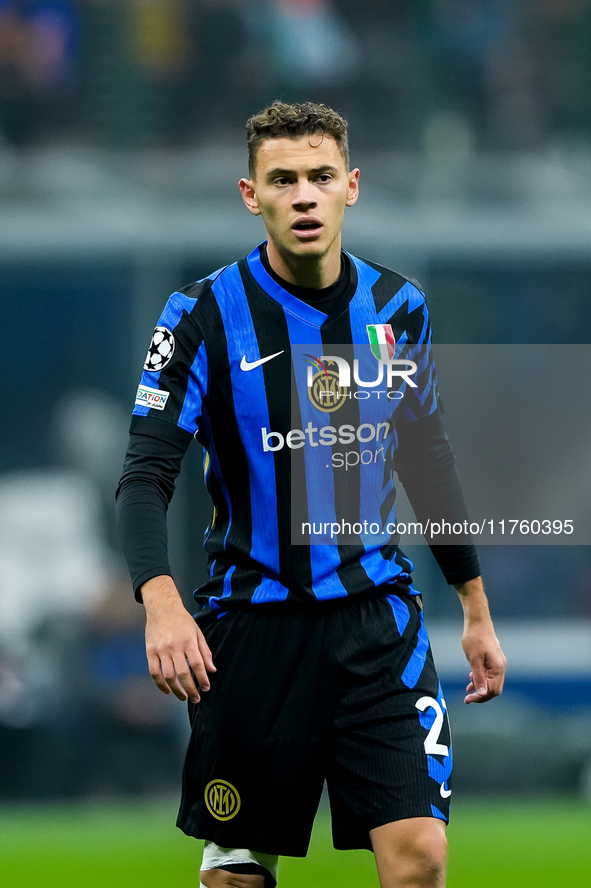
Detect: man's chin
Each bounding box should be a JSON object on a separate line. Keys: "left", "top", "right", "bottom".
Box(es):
{"left": 284, "top": 238, "right": 328, "bottom": 261}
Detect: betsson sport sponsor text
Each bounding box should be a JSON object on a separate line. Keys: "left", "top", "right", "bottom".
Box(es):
{"left": 261, "top": 354, "right": 419, "bottom": 469}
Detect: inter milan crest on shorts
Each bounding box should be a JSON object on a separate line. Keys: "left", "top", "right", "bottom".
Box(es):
{"left": 204, "top": 779, "right": 241, "bottom": 821}
{"left": 144, "top": 325, "right": 175, "bottom": 372}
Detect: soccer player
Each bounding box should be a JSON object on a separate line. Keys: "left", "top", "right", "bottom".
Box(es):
{"left": 116, "top": 101, "right": 506, "bottom": 888}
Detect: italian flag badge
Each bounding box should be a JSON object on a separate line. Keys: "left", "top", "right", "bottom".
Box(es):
{"left": 367, "top": 324, "right": 396, "bottom": 362}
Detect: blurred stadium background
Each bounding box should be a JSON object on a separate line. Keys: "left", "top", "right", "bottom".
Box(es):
{"left": 1, "top": 1, "right": 590, "bottom": 884}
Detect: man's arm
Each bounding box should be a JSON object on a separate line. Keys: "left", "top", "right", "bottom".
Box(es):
{"left": 455, "top": 576, "right": 506, "bottom": 703}
{"left": 395, "top": 408, "right": 506, "bottom": 703}
{"left": 116, "top": 422, "right": 216, "bottom": 703}
{"left": 142, "top": 574, "right": 215, "bottom": 704}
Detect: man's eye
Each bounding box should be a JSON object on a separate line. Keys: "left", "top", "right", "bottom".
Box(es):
{"left": 274, "top": 177, "right": 291, "bottom": 186}
{"left": 317, "top": 174, "right": 333, "bottom": 183}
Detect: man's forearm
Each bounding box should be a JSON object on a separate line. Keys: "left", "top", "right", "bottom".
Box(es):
{"left": 395, "top": 407, "right": 481, "bottom": 583}
{"left": 141, "top": 574, "right": 186, "bottom": 616}
{"left": 454, "top": 576, "right": 506, "bottom": 703}
{"left": 454, "top": 575, "right": 492, "bottom": 623}
{"left": 115, "top": 476, "right": 173, "bottom": 600}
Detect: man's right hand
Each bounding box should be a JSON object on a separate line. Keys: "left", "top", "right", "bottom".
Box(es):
{"left": 141, "top": 575, "right": 216, "bottom": 704}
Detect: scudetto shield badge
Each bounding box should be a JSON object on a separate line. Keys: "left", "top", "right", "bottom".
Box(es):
{"left": 367, "top": 324, "right": 396, "bottom": 362}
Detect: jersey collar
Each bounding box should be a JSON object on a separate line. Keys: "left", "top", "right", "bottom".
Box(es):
{"left": 246, "top": 243, "right": 331, "bottom": 327}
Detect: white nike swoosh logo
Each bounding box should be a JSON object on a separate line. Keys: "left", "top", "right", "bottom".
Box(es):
{"left": 240, "top": 350, "right": 284, "bottom": 371}
{"left": 440, "top": 784, "right": 452, "bottom": 799}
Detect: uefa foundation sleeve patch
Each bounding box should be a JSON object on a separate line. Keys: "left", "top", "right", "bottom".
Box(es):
{"left": 135, "top": 384, "right": 170, "bottom": 411}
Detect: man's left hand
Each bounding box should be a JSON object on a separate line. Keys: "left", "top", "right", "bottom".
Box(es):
{"left": 455, "top": 577, "right": 507, "bottom": 704}
{"left": 461, "top": 623, "right": 506, "bottom": 703}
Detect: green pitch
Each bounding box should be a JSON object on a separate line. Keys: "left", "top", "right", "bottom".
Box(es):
{"left": 0, "top": 797, "right": 589, "bottom": 887}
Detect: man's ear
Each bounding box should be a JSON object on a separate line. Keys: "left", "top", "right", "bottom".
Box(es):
{"left": 239, "top": 178, "right": 261, "bottom": 215}
{"left": 346, "top": 168, "right": 360, "bottom": 207}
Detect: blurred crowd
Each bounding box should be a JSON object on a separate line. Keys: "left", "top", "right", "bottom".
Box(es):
{"left": 0, "top": 388, "right": 187, "bottom": 800}
{"left": 1, "top": 0, "right": 591, "bottom": 152}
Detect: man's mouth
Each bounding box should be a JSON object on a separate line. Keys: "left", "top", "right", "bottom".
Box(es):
{"left": 292, "top": 217, "right": 323, "bottom": 237}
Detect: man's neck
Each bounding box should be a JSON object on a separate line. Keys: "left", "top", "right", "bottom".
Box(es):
{"left": 266, "top": 238, "right": 342, "bottom": 289}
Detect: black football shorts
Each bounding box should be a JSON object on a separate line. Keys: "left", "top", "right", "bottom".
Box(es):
{"left": 176, "top": 589, "right": 452, "bottom": 857}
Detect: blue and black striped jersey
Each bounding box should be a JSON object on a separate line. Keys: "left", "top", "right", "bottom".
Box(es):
{"left": 128, "top": 244, "right": 444, "bottom": 615}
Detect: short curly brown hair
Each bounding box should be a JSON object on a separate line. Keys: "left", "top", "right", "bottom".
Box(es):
{"left": 246, "top": 100, "right": 349, "bottom": 176}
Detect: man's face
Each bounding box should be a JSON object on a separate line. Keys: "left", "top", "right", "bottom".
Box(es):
{"left": 239, "top": 135, "right": 359, "bottom": 264}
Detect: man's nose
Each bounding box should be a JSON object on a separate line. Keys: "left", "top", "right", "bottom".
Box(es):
{"left": 292, "top": 179, "right": 317, "bottom": 207}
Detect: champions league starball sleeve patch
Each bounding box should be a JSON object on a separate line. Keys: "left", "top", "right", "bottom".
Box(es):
{"left": 144, "top": 325, "right": 175, "bottom": 372}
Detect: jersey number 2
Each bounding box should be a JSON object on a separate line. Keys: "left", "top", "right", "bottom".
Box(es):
{"left": 415, "top": 696, "right": 449, "bottom": 757}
